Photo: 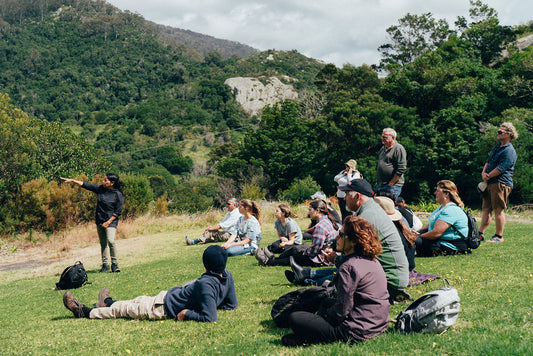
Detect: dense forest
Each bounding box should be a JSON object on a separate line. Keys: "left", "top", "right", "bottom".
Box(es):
{"left": 1, "top": 0, "right": 532, "bottom": 234}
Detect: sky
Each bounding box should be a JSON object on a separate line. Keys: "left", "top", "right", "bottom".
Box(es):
{"left": 106, "top": 0, "right": 532, "bottom": 67}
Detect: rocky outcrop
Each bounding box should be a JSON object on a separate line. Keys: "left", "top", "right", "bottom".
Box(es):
{"left": 498, "top": 33, "right": 533, "bottom": 62}
{"left": 224, "top": 77, "right": 298, "bottom": 116}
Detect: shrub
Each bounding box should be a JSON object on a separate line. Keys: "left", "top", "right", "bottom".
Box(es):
{"left": 121, "top": 173, "right": 154, "bottom": 219}
{"left": 170, "top": 176, "right": 219, "bottom": 213}
{"left": 241, "top": 182, "right": 266, "bottom": 201}
{"left": 278, "top": 176, "right": 321, "bottom": 204}
{"left": 154, "top": 194, "right": 169, "bottom": 216}
{"left": 15, "top": 175, "right": 95, "bottom": 232}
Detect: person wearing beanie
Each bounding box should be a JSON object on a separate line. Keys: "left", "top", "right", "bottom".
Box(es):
{"left": 62, "top": 245, "right": 238, "bottom": 322}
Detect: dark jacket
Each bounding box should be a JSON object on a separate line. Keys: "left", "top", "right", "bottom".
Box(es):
{"left": 164, "top": 270, "right": 238, "bottom": 322}
{"left": 82, "top": 182, "right": 124, "bottom": 228}
{"left": 326, "top": 254, "right": 390, "bottom": 341}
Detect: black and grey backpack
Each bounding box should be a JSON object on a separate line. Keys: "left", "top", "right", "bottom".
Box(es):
{"left": 395, "top": 279, "right": 460, "bottom": 334}
{"left": 55, "top": 261, "right": 89, "bottom": 290}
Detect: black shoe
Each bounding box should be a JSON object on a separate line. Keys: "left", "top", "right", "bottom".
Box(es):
{"left": 99, "top": 264, "right": 110, "bottom": 273}
{"left": 111, "top": 263, "right": 120, "bottom": 273}
{"left": 290, "top": 256, "right": 310, "bottom": 283}
{"left": 284, "top": 270, "right": 296, "bottom": 284}
{"left": 479, "top": 232, "right": 485, "bottom": 241}
{"left": 281, "top": 333, "right": 307, "bottom": 347}
{"left": 63, "top": 291, "right": 85, "bottom": 318}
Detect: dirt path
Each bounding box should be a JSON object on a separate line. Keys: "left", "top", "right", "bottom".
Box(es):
{"left": 0, "top": 233, "right": 163, "bottom": 283}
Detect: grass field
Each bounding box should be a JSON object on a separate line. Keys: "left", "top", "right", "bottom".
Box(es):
{"left": 0, "top": 206, "right": 532, "bottom": 355}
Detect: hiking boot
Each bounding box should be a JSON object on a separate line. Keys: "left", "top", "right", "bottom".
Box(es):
{"left": 290, "top": 256, "right": 310, "bottom": 283}
{"left": 111, "top": 263, "right": 120, "bottom": 273}
{"left": 284, "top": 270, "right": 296, "bottom": 284}
{"left": 262, "top": 246, "right": 274, "bottom": 259}
{"left": 99, "top": 264, "right": 110, "bottom": 273}
{"left": 97, "top": 288, "right": 110, "bottom": 308}
{"left": 185, "top": 236, "right": 195, "bottom": 245}
{"left": 255, "top": 248, "right": 269, "bottom": 266}
{"left": 63, "top": 291, "right": 85, "bottom": 318}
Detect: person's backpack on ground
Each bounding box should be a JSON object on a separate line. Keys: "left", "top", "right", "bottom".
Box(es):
{"left": 452, "top": 208, "right": 481, "bottom": 249}
{"left": 271, "top": 286, "right": 335, "bottom": 328}
{"left": 395, "top": 279, "right": 460, "bottom": 334}
{"left": 55, "top": 261, "right": 89, "bottom": 290}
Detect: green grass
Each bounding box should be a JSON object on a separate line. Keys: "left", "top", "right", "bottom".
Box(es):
{"left": 1, "top": 218, "right": 532, "bottom": 355}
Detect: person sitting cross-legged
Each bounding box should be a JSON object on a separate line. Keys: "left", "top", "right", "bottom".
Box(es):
{"left": 281, "top": 216, "right": 390, "bottom": 347}
{"left": 186, "top": 198, "right": 242, "bottom": 245}
{"left": 63, "top": 245, "right": 238, "bottom": 322}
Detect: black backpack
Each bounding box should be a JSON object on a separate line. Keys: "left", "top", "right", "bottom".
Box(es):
{"left": 55, "top": 261, "right": 89, "bottom": 290}
{"left": 451, "top": 208, "right": 481, "bottom": 249}
{"left": 271, "top": 286, "right": 335, "bottom": 328}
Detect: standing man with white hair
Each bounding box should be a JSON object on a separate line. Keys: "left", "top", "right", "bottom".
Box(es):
{"left": 479, "top": 122, "right": 518, "bottom": 243}
{"left": 376, "top": 128, "right": 407, "bottom": 199}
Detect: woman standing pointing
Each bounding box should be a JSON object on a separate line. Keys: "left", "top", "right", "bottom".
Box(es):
{"left": 62, "top": 174, "right": 124, "bottom": 273}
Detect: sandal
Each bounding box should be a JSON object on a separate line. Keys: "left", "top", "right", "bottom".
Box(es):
{"left": 487, "top": 235, "right": 504, "bottom": 243}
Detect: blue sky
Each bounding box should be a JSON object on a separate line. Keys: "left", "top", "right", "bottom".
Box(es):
{"left": 106, "top": 0, "right": 532, "bottom": 67}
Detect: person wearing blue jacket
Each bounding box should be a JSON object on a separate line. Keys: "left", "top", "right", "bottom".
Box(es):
{"left": 63, "top": 246, "right": 238, "bottom": 322}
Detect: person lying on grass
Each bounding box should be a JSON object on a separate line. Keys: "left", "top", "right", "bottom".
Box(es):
{"left": 281, "top": 216, "right": 390, "bottom": 347}
{"left": 63, "top": 245, "right": 238, "bottom": 322}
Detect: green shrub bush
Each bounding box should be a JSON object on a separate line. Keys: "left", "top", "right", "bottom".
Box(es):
{"left": 170, "top": 176, "right": 219, "bottom": 213}
{"left": 241, "top": 182, "right": 266, "bottom": 201}
{"left": 15, "top": 175, "right": 95, "bottom": 232}
{"left": 278, "top": 176, "right": 321, "bottom": 204}
{"left": 121, "top": 173, "right": 154, "bottom": 219}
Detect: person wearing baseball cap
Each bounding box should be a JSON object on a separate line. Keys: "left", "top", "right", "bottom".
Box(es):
{"left": 63, "top": 245, "right": 238, "bottom": 322}
{"left": 339, "top": 179, "right": 410, "bottom": 303}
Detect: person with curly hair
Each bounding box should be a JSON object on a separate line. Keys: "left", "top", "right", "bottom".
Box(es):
{"left": 281, "top": 216, "right": 390, "bottom": 347}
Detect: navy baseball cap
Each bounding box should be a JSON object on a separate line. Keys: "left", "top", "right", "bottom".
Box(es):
{"left": 338, "top": 178, "right": 374, "bottom": 197}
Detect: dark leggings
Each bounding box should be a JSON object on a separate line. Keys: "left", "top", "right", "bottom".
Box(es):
{"left": 266, "top": 252, "right": 320, "bottom": 267}
{"left": 288, "top": 311, "right": 350, "bottom": 344}
{"left": 337, "top": 197, "right": 350, "bottom": 222}
{"left": 415, "top": 237, "right": 466, "bottom": 257}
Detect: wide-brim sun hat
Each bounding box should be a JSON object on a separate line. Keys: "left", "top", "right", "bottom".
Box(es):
{"left": 374, "top": 196, "right": 403, "bottom": 221}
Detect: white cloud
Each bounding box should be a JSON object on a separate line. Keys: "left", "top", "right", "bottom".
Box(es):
{"left": 107, "top": 0, "right": 533, "bottom": 67}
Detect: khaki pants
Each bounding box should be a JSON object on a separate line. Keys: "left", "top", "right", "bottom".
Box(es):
{"left": 90, "top": 291, "right": 167, "bottom": 320}
{"left": 96, "top": 225, "right": 118, "bottom": 265}
{"left": 198, "top": 230, "right": 231, "bottom": 243}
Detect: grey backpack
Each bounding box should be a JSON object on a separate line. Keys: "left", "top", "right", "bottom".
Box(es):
{"left": 395, "top": 279, "right": 460, "bottom": 333}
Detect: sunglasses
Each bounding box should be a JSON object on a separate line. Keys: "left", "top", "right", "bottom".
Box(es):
{"left": 337, "top": 231, "right": 346, "bottom": 239}
{"left": 497, "top": 130, "right": 508, "bottom": 134}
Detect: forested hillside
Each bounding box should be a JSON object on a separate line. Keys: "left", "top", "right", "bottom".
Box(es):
{"left": 1, "top": 0, "right": 533, "bottom": 235}
{"left": 0, "top": 0, "right": 323, "bottom": 169}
